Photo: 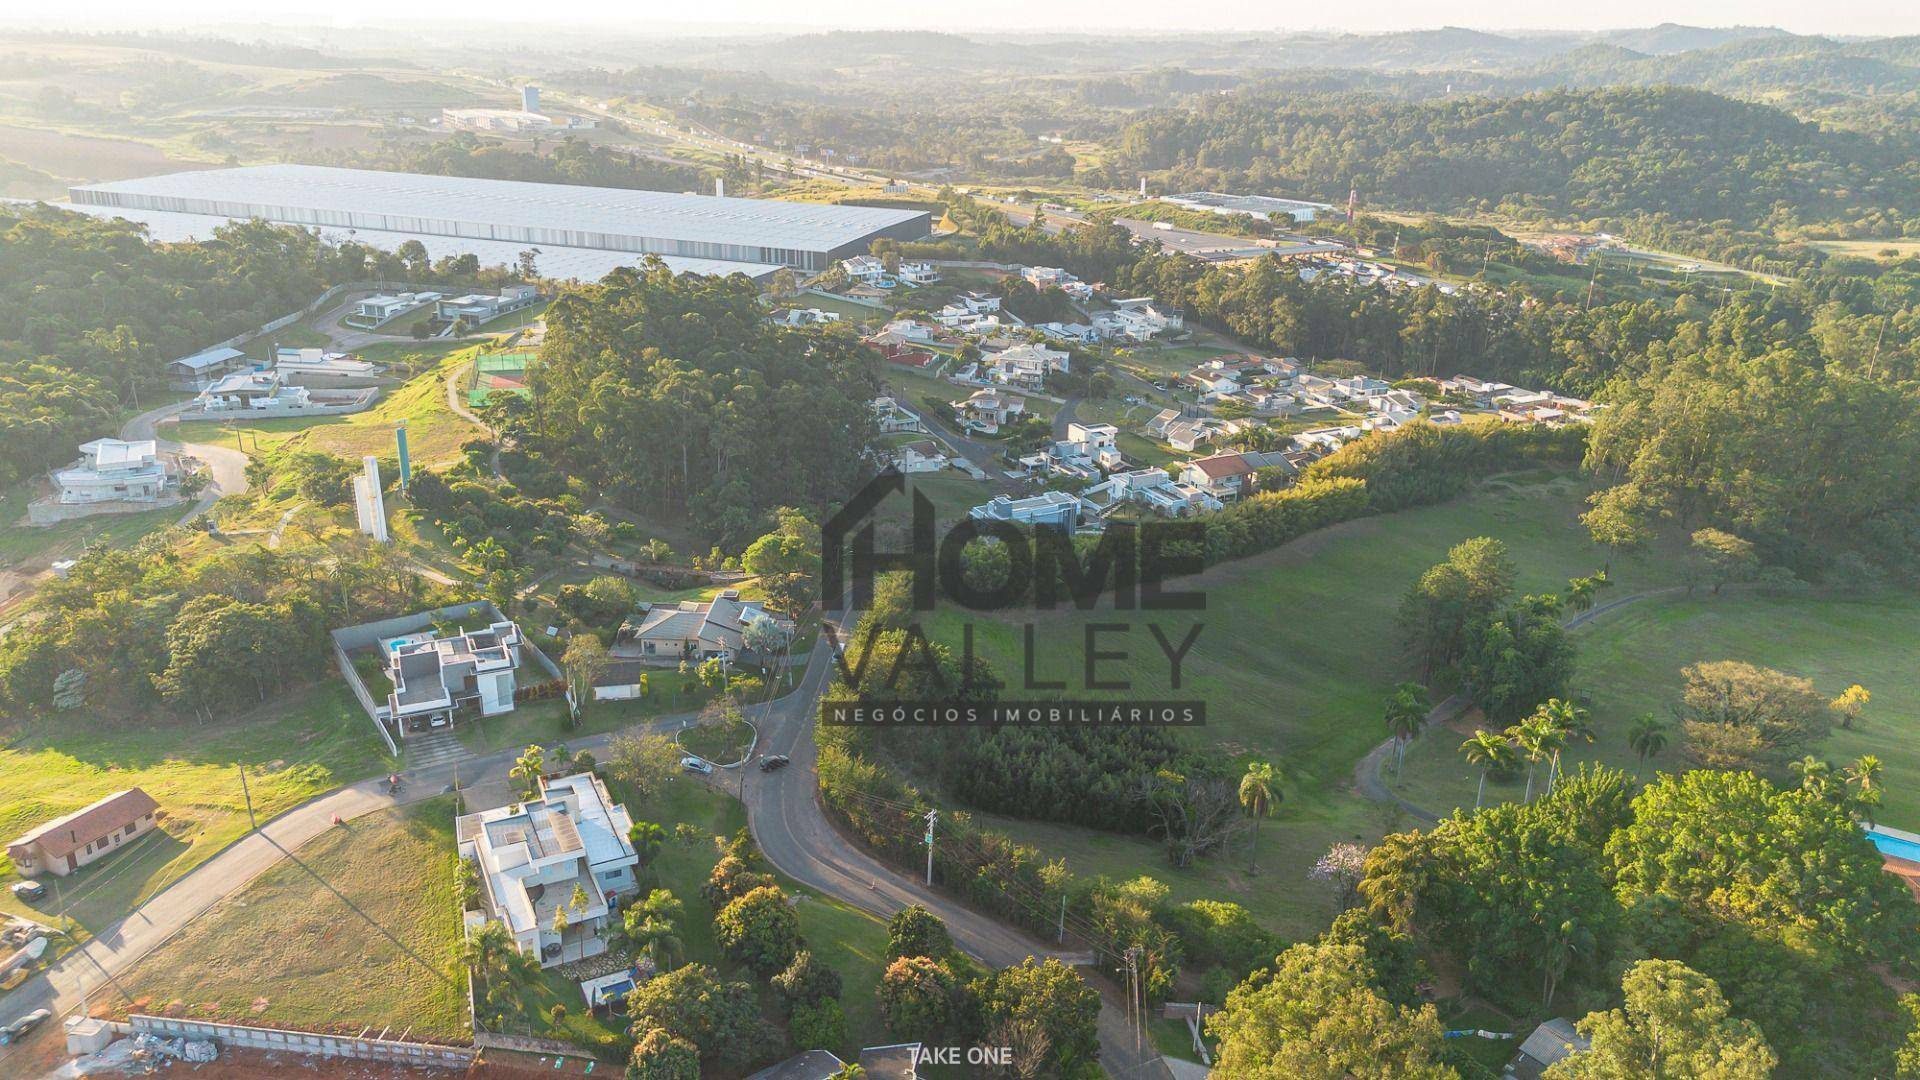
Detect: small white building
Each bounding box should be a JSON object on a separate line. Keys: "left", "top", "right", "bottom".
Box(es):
{"left": 54, "top": 439, "right": 169, "bottom": 504}
{"left": 166, "top": 346, "right": 248, "bottom": 390}
{"left": 970, "top": 490, "right": 1079, "bottom": 533}
{"left": 891, "top": 439, "right": 949, "bottom": 474}
{"left": 457, "top": 772, "right": 640, "bottom": 968}
{"left": 897, "top": 260, "right": 940, "bottom": 285}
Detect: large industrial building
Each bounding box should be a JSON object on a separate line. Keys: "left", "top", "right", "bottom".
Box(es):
{"left": 64, "top": 164, "right": 933, "bottom": 281}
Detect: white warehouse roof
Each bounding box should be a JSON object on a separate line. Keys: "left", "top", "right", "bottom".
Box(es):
{"left": 47, "top": 201, "right": 781, "bottom": 283}
{"left": 68, "top": 164, "right": 932, "bottom": 272}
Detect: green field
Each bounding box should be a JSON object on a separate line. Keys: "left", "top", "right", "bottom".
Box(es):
{"left": 0, "top": 681, "right": 395, "bottom": 940}
{"left": 901, "top": 474, "right": 1685, "bottom": 936}
{"left": 117, "top": 796, "right": 466, "bottom": 1038}
{"left": 1390, "top": 589, "right": 1920, "bottom": 825}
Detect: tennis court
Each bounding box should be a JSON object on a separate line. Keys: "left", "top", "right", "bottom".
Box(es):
{"left": 468, "top": 351, "right": 536, "bottom": 406}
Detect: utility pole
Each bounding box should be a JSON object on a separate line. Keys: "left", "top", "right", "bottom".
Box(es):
{"left": 238, "top": 763, "right": 257, "bottom": 830}
{"left": 1057, "top": 893, "right": 1067, "bottom": 944}
{"left": 1125, "top": 946, "right": 1143, "bottom": 1069}
{"left": 922, "top": 809, "right": 938, "bottom": 886}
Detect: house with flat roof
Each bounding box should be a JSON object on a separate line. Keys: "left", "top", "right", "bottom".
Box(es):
{"left": 897, "top": 261, "right": 940, "bottom": 286}
{"left": 54, "top": 439, "right": 168, "bottom": 505}
{"left": 614, "top": 589, "right": 791, "bottom": 663}
{"left": 457, "top": 772, "right": 639, "bottom": 968}
{"left": 384, "top": 620, "right": 523, "bottom": 734}
{"left": 436, "top": 285, "right": 541, "bottom": 325}
{"left": 7, "top": 788, "right": 160, "bottom": 878}
{"left": 355, "top": 291, "right": 441, "bottom": 323}
{"left": 166, "top": 346, "right": 247, "bottom": 390}
{"left": 195, "top": 369, "right": 312, "bottom": 413}
{"left": 970, "top": 491, "right": 1080, "bottom": 533}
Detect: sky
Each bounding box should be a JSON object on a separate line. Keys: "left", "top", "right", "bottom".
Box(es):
{"left": 33, "top": 1, "right": 1920, "bottom": 38}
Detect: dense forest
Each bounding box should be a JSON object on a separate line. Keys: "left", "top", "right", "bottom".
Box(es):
{"left": 1102, "top": 87, "right": 1920, "bottom": 264}
{"left": 525, "top": 262, "right": 882, "bottom": 545}
{"left": 336, "top": 133, "right": 707, "bottom": 194}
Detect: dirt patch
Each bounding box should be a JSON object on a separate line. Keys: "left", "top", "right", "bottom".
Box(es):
{"left": 0, "top": 124, "right": 213, "bottom": 184}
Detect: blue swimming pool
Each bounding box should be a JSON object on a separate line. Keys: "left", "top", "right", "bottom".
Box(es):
{"left": 1867, "top": 828, "right": 1920, "bottom": 864}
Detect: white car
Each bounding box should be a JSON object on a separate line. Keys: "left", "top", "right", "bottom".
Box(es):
{"left": 680, "top": 756, "right": 714, "bottom": 775}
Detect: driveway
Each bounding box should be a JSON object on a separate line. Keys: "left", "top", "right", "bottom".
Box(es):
{"left": 119, "top": 401, "right": 248, "bottom": 525}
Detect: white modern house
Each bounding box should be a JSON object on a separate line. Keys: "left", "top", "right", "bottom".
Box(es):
{"left": 54, "top": 439, "right": 169, "bottom": 505}
{"left": 436, "top": 285, "right": 541, "bottom": 325}
{"left": 890, "top": 439, "right": 950, "bottom": 474}
{"left": 458, "top": 772, "right": 640, "bottom": 968}
{"left": 970, "top": 491, "right": 1080, "bottom": 533}
{"left": 897, "top": 260, "right": 940, "bottom": 285}
{"left": 354, "top": 291, "right": 442, "bottom": 323}
{"left": 194, "top": 369, "right": 313, "bottom": 413}
{"left": 384, "top": 621, "right": 523, "bottom": 734}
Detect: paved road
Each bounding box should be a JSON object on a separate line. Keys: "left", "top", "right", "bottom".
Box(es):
{"left": 1052, "top": 395, "right": 1082, "bottom": 441}
{"left": 1352, "top": 586, "right": 1684, "bottom": 822}
{"left": 741, "top": 634, "right": 1171, "bottom": 1080}
{"left": 120, "top": 400, "right": 249, "bottom": 525}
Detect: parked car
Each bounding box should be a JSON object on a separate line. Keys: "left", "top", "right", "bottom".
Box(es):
{"left": 0, "top": 968, "right": 27, "bottom": 992}
{"left": 0, "top": 1008, "right": 49, "bottom": 1044}
{"left": 759, "top": 754, "right": 791, "bottom": 772}
{"left": 680, "top": 756, "right": 714, "bottom": 775}
{"left": 8, "top": 881, "right": 44, "bottom": 903}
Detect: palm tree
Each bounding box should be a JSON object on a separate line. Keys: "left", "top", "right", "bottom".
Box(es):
{"left": 462, "top": 921, "right": 541, "bottom": 1018}
{"left": 1238, "top": 762, "right": 1281, "bottom": 874}
{"left": 509, "top": 744, "right": 547, "bottom": 797}
{"left": 1460, "top": 730, "right": 1517, "bottom": 809}
{"left": 622, "top": 889, "right": 686, "bottom": 970}
{"left": 1536, "top": 698, "right": 1592, "bottom": 793}
{"left": 1627, "top": 713, "right": 1671, "bottom": 777}
{"left": 1383, "top": 683, "right": 1429, "bottom": 776}
{"left": 1848, "top": 754, "right": 1885, "bottom": 826}
{"left": 1510, "top": 717, "right": 1549, "bottom": 803}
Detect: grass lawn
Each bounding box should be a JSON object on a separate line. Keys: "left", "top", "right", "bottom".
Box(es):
{"left": 116, "top": 796, "right": 466, "bottom": 1038}
{"left": 892, "top": 473, "right": 1686, "bottom": 937}
{"left": 679, "top": 717, "right": 755, "bottom": 765}
{"left": 174, "top": 349, "right": 483, "bottom": 467}
{"left": 453, "top": 676, "right": 719, "bottom": 758}
{"left": 0, "top": 679, "right": 396, "bottom": 945}
{"left": 1389, "top": 588, "right": 1920, "bottom": 826}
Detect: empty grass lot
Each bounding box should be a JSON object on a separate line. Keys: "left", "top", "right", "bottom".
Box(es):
{"left": 897, "top": 473, "right": 1687, "bottom": 936}
{"left": 0, "top": 681, "right": 395, "bottom": 942}
{"left": 116, "top": 796, "right": 466, "bottom": 1038}
{"left": 1389, "top": 589, "right": 1920, "bottom": 826}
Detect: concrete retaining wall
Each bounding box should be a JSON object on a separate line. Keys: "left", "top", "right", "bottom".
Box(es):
{"left": 177, "top": 389, "right": 379, "bottom": 423}
{"left": 128, "top": 1015, "right": 474, "bottom": 1068}
{"left": 26, "top": 495, "right": 184, "bottom": 526}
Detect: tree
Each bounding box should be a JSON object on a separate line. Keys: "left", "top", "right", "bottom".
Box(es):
{"left": 1564, "top": 570, "right": 1610, "bottom": 614}
{"left": 605, "top": 733, "right": 682, "bottom": 802}
{"left": 629, "top": 821, "right": 666, "bottom": 875}
{"left": 1460, "top": 601, "right": 1575, "bottom": 724}
{"left": 741, "top": 508, "right": 820, "bottom": 615}
{"left": 628, "top": 1028, "right": 700, "bottom": 1080}
{"left": 1509, "top": 716, "right": 1550, "bottom": 803}
{"left": 1238, "top": 761, "right": 1281, "bottom": 872}
{"left": 625, "top": 964, "right": 771, "bottom": 1070}
{"left": 562, "top": 634, "right": 609, "bottom": 721}
{"left": 1546, "top": 960, "right": 1774, "bottom": 1080}
{"left": 879, "top": 955, "right": 958, "bottom": 1040}
{"left": 1611, "top": 770, "right": 1918, "bottom": 959}
{"left": 1534, "top": 698, "right": 1592, "bottom": 794}
{"left": 1676, "top": 660, "right": 1831, "bottom": 776}
{"left": 886, "top": 905, "right": 953, "bottom": 962}
{"left": 1831, "top": 684, "right": 1870, "bottom": 730}
{"left": 464, "top": 921, "right": 544, "bottom": 1023}
{"left": 1383, "top": 684, "right": 1428, "bottom": 776}
{"left": 510, "top": 744, "right": 547, "bottom": 796}
{"left": 1459, "top": 729, "right": 1517, "bottom": 809}
{"left": 1309, "top": 843, "right": 1370, "bottom": 911}
{"left": 1207, "top": 940, "right": 1456, "bottom": 1080}
{"left": 704, "top": 853, "right": 775, "bottom": 908}
{"left": 773, "top": 949, "right": 844, "bottom": 1010}
{"left": 714, "top": 884, "right": 801, "bottom": 975}
{"left": 1626, "top": 714, "right": 1671, "bottom": 777}
{"left": 1398, "top": 537, "right": 1515, "bottom": 678}
{"left": 1689, "top": 528, "right": 1758, "bottom": 595}
{"left": 622, "top": 889, "right": 685, "bottom": 971}
{"left": 1580, "top": 485, "right": 1656, "bottom": 572}
{"left": 974, "top": 958, "right": 1101, "bottom": 1077}
{"left": 791, "top": 997, "right": 847, "bottom": 1055}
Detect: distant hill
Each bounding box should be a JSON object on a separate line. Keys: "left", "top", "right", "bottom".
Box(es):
{"left": 1592, "top": 23, "right": 1789, "bottom": 56}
